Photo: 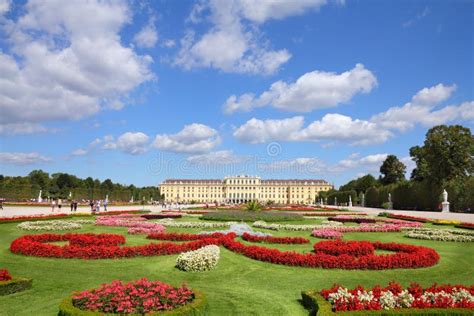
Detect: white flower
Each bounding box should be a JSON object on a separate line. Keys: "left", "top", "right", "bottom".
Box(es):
{"left": 176, "top": 245, "right": 220, "bottom": 272}
{"left": 17, "top": 220, "right": 93, "bottom": 231}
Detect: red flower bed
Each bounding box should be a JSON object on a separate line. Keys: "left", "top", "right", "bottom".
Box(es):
{"left": 0, "top": 213, "right": 69, "bottom": 223}
{"left": 313, "top": 240, "right": 375, "bottom": 257}
{"left": 141, "top": 214, "right": 182, "bottom": 219}
{"left": 321, "top": 282, "right": 474, "bottom": 311}
{"left": 10, "top": 232, "right": 440, "bottom": 269}
{"left": 386, "top": 213, "right": 430, "bottom": 223}
{"left": 0, "top": 269, "right": 12, "bottom": 281}
{"left": 328, "top": 216, "right": 376, "bottom": 224}
{"left": 10, "top": 233, "right": 220, "bottom": 259}
{"left": 456, "top": 222, "right": 474, "bottom": 230}
{"left": 302, "top": 212, "right": 367, "bottom": 217}
{"left": 147, "top": 232, "right": 226, "bottom": 241}
{"left": 67, "top": 234, "right": 126, "bottom": 247}
{"left": 100, "top": 210, "right": 147, "bottom": 215}
{"left": 72, "top": 278, "right": 194, "bottom": 314}
{"left": 241, "top": 232, "right": 309, "bottom": 244}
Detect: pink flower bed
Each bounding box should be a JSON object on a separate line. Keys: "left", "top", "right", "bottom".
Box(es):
{"left": 72, "top": 278, "right": 194, "bottom": 314}
{"left": 312, "top": 221, "right": 423, "bottom": 239}
{"left": 95, "top": 215, "right": 165, "bottom": 235}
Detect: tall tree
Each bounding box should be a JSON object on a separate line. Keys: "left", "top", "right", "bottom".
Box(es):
{"left": 379, "top": 155, "right": 406, "bottom": 185}
{"left": 410, "top": 125, "right": 474, "bottom": 184}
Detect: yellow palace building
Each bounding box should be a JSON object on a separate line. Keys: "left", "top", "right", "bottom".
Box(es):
{"left": 159, "top": 175, "right": 333, "bottom": 205}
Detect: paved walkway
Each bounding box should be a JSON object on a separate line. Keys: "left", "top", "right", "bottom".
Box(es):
{"left": 336, "top": 205, "right": 474, "bottom": 223}
{"left": 1, "top": 204, "right": 473, "bottom": 223}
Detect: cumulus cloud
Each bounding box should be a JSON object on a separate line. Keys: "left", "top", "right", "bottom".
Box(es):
{"left": 187, "top": 150, "right": 249, "bottom": 165}
{"left": 133, "top": 18, "right": 158, "bottom": 48}
{"left": 260, "top": 157, "right": 326, "bottom": 174}
{"left": 0, "top": 122, "right": 48, "bottom": 135}
{"left": 331, "top": 153, "right": 388, "bottom": 173}
{"left": 104, "top": 132, "right": 150, "bottom": 155}
{"left": 233, "top": 114, "right": 391, "bottom": 145}
{"left": 175, "top": 0, "right": 330, "bottom": 74}
{"left": 152, "top": 123, "right": 221, "bottom": 154}
{"left": 0, "top": 0, "right": 11, "bottom": 15}
{"left": 370, "top": 84, "right": 473, "bottom": 131}
{"left": 0, "top": 152, "right": 51, "bottom": 165}
{"left": 224, "top": 63, "right": 377, "bottom": 113}
{"left": 0, "top": 0, "right": 153, "bottom": 133}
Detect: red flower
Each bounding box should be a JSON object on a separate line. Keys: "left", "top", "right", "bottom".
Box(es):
{"left": 0, "top": 269, "right": 12, "bottom": 281}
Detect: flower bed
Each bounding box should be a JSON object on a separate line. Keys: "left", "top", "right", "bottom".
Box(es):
{"left": 385, "top": 213, "right": 431, "bottom": 223}
{"left": 176, "top": 245, "right": 220, "bottom": 272}
{"left": 59, "top": 278, "right": 206, "bottom": 315}
{"left": 312, "top": 221, "right": 423, "bottom": 239}
{"left": 201, "top": 211, "right": 303, "bottom": 222}
{"left": 96, "top": 215, "right": 165, "bottom": 235}
{"left": 99, "top": 210, "right": 151, "bottom": 215}
{"left": 0, "top": 269, "right": 32, "bottom": 296}
{"left": 0, "top": 213, "right": 71, "bottom": 224}
{"left": 201, "top": 223, "right": 272, "bottom": 237}
{"left": 328, "top": 216, "right": 377, "bottom": 224}
{"left": 158, "top": 219, "right": 236, "bottom": 229}
{"left": 10, "top": 233, "right": 220, "bottom": 260}
{"left": 404, "top": 228, "right": 474, "bottom": 242}
{"left": 10, "top": 232, "right": 440, "bottom": 269}
{"left": 147, "top": 232, "right": 225, "bottom": 241}
{"left": 432, "top": 219, "right": 462, "bottom": 226}
{"left": 17, "top": 219, "right": 94, "bottom": 231}
{"left": 241, "top": 232, "right": 309, "bottom": 244}
{"left": 253, "top": 220, "right": 342, "bottom": 231}
{"left": 141, "top": 214, "right": 182, "bottom": 219}
{"left": 314, "top": 240, "right": 375, "bottom": 257}
{"left": 301, "top": 212, "right": 367, "bottom": 217}
{"left": 456, "top": 223, "right": 474, "bottom": 230}
{"left": 305, "top": 282, "right": 474, "bottom": 313}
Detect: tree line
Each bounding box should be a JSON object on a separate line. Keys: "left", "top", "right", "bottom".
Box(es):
{"left": 321, "top": 125, "right": 474, "bottom": 212}
{"left": 0, "top": 171, "right": 162, "bottom": 202}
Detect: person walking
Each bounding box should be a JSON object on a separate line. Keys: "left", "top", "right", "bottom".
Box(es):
{"left": 89, "top": 200, "right": 94, "bottom": 212}
{"left": 73, "top": 200, "right": 78, "bottom": 212}
{"left": 58, "top": 198, "right": 62, "bottom": 211}
{"left": 104, "top": 199, "right": 108, "bottom": 212}
{"left": 97, "top": 200, "right": 101, "bottom": 213}
{"left": 70, "top": 200, "right": 74, "bottom": 212}
{"left": 51, "top": 199, "right": 56, "bottom": 212}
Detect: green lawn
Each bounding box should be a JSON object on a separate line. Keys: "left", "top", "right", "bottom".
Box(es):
{"left": 0, "top": 218, "right": 473, "bottom": 316}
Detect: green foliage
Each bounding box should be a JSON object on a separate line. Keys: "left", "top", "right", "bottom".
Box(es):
{"left": 445, "top": 177, "right": 474, "bottom": 212}
{"left": 201, "top": 211, "right": 302, "bottom": 222}
{"left": 410, "top": 125, "right": 474, "bottom": 185}
{"left": 58, "top": 290, "right": 207, "bottom": 315}
{"left": 0, "top": 170, "right": 161, "bottom": 202}
{"left": 0, "top": 278, "right": 32, "bottom": 296}
{"left": 379, "top": 155, "right": 406, "bottom": 185}
{"left": 326, "top": 190, "right": 357, "bottom": 205}
{"left": 339, "top": 174, "right": 380, "bottom": 194}
{"left": 300, "top": 291, "right": 474, "bottom": 315}
{"left": 245, "top": 200, "right": 262, "bottom": 212}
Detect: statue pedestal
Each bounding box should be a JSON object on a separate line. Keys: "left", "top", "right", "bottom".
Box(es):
{"left": 348, "top": 201, "right": 352, "bottom": 207}
{"left": 387, "top": 202, "right": 393, "bottom": 210}
{"left": 442, "top": 202, "right": 450, "bottom": 213}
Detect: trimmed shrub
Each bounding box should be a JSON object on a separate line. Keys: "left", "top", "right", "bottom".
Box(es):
{"left": 201, "top": 211, "right": 302, "bottom": 222}
{"left": 0, "top": 277, "right": 32, "bottom": 296}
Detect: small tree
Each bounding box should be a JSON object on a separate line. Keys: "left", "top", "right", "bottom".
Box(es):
{"left": 245, "top": 200, "right": 262, "bottom": 212}
{"left": 379, "top": 155, "right": 406, "bottom": 185}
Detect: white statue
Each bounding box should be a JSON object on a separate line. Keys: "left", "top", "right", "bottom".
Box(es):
{"left": 38, "top": 190, "right": 43, "bottom": 203}
{"left": 442, "top": 189, "right": 450, "bottom": 212}
{"left": 348, "top": 195, "right": 352, "bottom": 207}
{"left": 105, "top": 194, "right": 109, "bottom": 203}
{"left": 388, "top": 193, "right": 392, "bottom": 203}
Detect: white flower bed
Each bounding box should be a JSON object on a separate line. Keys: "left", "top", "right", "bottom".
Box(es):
{"left": 17, "top": 219, "right": 94, "bottom": 231}
{"left": 201, "top": 223, "right": 272, "bottom": 237}
{"left": 175, "top": 245, "right": 220, "bottom": 272}
{"left": 252, "top": 220, "right": 342, "bottom": 231}
{"left": 404, "top": 228, "right": 474, "bottom": 242}
{"left": 157, "top": 219, "right": 236, "bottom": 229}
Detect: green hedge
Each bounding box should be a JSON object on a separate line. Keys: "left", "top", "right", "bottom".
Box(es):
{"left": 58, "top": 289, "right": 207, "bottom": 316}
{"left": 301, "top": 290, "right": 473, "bottom": 316}
{"left": 326, "top": 190, "right": 358, "bottom": 206}
{"left": 201, "top": 211, "right": 302, "bottom": 222}
{"left": 0, "top": 277, "right": 32, "bottom": 296}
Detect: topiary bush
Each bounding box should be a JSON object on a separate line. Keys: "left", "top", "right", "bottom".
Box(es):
{"left": 0, "top": 277, "right": 33, "bottom": 296}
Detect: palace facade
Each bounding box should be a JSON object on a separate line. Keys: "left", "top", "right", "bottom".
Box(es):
{"left": 159, "top": 175, "right": 333, "bottom": 205}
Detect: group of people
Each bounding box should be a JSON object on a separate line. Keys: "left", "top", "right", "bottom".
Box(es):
{"left": 89, "top": 199, "right": 108, "bottom": 214}
{"left": 50, "top": 198, "right": 63, "bottom": 212}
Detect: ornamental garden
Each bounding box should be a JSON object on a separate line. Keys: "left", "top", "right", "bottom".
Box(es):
{"left": 0, "top": 207, "right": 473, "bottom": 315}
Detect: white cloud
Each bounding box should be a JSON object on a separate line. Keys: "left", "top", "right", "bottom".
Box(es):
{"left": 104, "top": 132, "right": 150, "bottom": 155}
{"left": 0, "top": 0, "right": 153, "bottom": 131}
{"left": 332, "top": 153, "right": 388, "bottom": 172}
{"left": 0, "top": 0, "right": 11, "bottom": 15}
{"left": 162, "top": 39, "right": 175, "bottom": 48}
{"left": 0, "top": 152, "right": 51, "bottom": 165}
{"left": 187, "top": 150, "right": 249, "bottom": 165}
{"left": 260, "top": 157, "right": 326, "bottom": 174}
{"left": 224, "top": 63, "right": 377, "bottom": 113}
{"left": 71, "top": 148, "right": 88, "bottom": 156}
{"left": 233, "top": 114, "right": 392, "bottom": 145}
{"left": 133, "top": 18, "right": 158, "bottom": 48}
{"left": 370, "top": 84, "right": 473, "bottom": 131}
{"left": 152, "top": 123, "right": 221, "bottom": 154}
{"left": 175, "top": 0, "right": 329, "bottom": 74}
{"left": 233, "top": 116, "right": 305, "bottom": 144}
{"left": 0, "top": 122, "right": 48, "bottom": 135}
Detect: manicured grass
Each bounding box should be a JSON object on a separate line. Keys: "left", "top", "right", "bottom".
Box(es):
{"left": 0, "top": 218, "right": 473, "bottom": 315}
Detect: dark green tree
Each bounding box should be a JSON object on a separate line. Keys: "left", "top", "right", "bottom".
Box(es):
{"left": 379, "top": 155, "right": 406, "bottom": 185}
{"left": 410, "top": 125, "right": 474, "bottom": 184}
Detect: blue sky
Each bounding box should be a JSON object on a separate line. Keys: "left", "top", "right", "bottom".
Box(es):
{"left": 0, "top": 0, "right": 472, "bottom": 187}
